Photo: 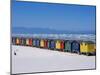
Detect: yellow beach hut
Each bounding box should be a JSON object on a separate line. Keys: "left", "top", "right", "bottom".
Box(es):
{"left": 55, "top": 40, "right": 61, "bottom": 50}
{"left": 80, "top": 41, "right": 95, "bottom": 55}
{"left": 40, "top": 39, "right": 45, "bottom": 48}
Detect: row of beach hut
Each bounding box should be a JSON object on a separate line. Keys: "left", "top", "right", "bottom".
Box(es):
{"left": 12, "top": 37, "right": 96, "bottom": 56}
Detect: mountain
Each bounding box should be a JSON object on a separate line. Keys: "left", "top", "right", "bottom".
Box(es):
{"left": 12, "top": 27, "right": 95, "bottom": 34}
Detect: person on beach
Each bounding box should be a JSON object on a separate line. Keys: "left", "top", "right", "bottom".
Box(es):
{"left": 14, "top": 49, "right": 18, "bottom": 55}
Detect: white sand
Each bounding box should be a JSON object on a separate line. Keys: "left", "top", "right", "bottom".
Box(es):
{"left": 12, "top": 45, "right": 95, "bottom": 74}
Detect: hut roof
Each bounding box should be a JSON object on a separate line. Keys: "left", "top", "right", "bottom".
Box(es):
{"left": 81, "top": 41, "right": 94, "bottom": 44}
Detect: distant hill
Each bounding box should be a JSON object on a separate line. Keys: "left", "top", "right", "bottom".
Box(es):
{"left": 12, "top": 27, "right": 95, "bottom": 34}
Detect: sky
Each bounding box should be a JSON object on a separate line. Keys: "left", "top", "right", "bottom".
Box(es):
{"left": 12, "top": 0, "right": 96, "bottom": 34}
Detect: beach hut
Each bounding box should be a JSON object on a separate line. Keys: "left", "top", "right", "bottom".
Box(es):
{"left": 26, "top": 38, "right": 29, "bottom": 46}
{"left": 29, "top": 38, "right": 33, "bottom": 46}
{"left": 32, "top": 38, "right": 39, "bottom": 47}
{"left": 80, "top": 41, "right": 96, "bottom": 55}
{"left": 40, "top": 39, "right": 48, "bottom": 48}
{"left": 94, "top": 44, "right": 96, "bottom": 51}
{"left": 15, "top": 37, "right": 21, "bottom": 45}
{"left": 36, "top": 39, "right": 40, "bottom": 47}
{"left": 44, "top": 39, "right": 48, "bottom": 48}
{"left": 48, "top": 39, "right": 55, "bottom": 50}
{"left": 55, "top": 40, "right": 60, "bottom": 50}
{"left": 12, "top": 37, "right": 16, "bottom": 45}
{"left": 26, "top": 38, "right": 33, "bottom": 46}
{"left": 64, "top": 40, "right": 72, "bottom": 52}
{"left": 94, "top": 44, "right": 96, "bottom": 55}
{"left": 40, "top": 39, "right": 45, "bottom": 48}
{"left": 21, "top": 37, "right": 26, "bottom": 46}
{"left": 71, "top": 40, "right": 80, "bottom": 54}
{"left": 55, "top": 40, "right": 64, "bottom": 52}
{"left": 33, "top": 39, "right": 36, "bottom": 47}
{"left": 60, "top": 41, "right": 64, "bottom": 51}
